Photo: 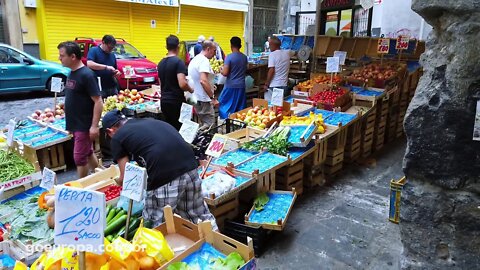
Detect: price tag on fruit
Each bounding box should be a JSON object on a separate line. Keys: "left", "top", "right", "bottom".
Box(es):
{"left": 396, "top": 35, "right": 410, "bottom": 50}
{"left": 40, "top": 167, "right": 56, "bottom": 190}
{"left": 326, "top": 57, "right": 340, "bottom": 73}
{"left": 205, "top": 134, "right": 227, "bottom": 158}
{"left": 179, "top": 103, "right": 193, "bottom": 123}
{"left": 54, "top": 186, "right": 105, "bottom": 253}
{"left": 6, "top": 119, "right": 15, "bottom": 147}
{"left": 50, "top": 77, "right": 63, "bottom": 93}
{"left": 121, "top": 163, "right": 146, "bottom": 202}
{"left": 179, "top": 120, "right": 199, "bottom": 144}
{"left": 377, "top": 38, "right": 390, "bottom": 54}
{"left": 123, "top": 66, "right": 135, "bottom": 79}
{"left": 333, "top": 51, "right": 347, "bottom": 65}
{"left": 271, "top": 88, "right": 284, "bottom": 107}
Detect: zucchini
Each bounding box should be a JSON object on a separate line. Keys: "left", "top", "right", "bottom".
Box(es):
{"left": 128, "top": 218, "right": 140, "bottom": 232}
{"left": 127, "top": 228, "right": 138, "bottom": 241}
{"left": 108, "top": 210, "right": 126, "bottom": 225}
{"left": 106, "top": 208, "right": 116, "bottom": 224}
{"left": 104, "top": 215, "right": 127, "bottom": 235}
{"left": 106, "top": 235, "right": 113, "bottom": 242}
{"left": 105, "top": 205, "right": 112, "bottom": 217}
{"left": 116, "top": 225, "right": 127, "bottom": 237}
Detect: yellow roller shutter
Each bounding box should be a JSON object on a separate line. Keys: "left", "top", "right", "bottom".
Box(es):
{"left": 176, "top": 5, "right": 245, "bottom": 53}
{"left": 40, "top": 0, "right": 132, "bottom": 61}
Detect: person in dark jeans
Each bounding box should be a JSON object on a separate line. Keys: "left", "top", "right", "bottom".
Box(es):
{"left": 58, "top": 41, "right": 103, "bottom": 178}
{"left": 87, "top": 34, "right": 121, "bottom": 98}
{"left": 158, "top": 35, "right": 193, "bottom": 130}
{"left": 102, "top": 110, "right": 217, "bottom": 230}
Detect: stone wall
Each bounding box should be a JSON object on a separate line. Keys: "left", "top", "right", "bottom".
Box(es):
{"left": 401, "top": 0, "right": 480, "bottom": 269}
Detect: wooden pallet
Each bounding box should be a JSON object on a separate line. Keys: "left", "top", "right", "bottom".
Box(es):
{"left": 36, "top": 143, "right": 66, "bottom": 172}
{"left": 303, "top": 163, "right": 325, "bottom": 187}
{"left": 276, "top": 161, "right": 304, "bottom": 195}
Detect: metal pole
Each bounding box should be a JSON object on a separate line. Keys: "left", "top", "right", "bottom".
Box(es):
{"left": 312, "top": 0, "right": 323, "bottom": 73}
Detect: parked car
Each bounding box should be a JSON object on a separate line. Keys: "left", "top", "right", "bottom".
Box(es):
{"left": 74, "top": 37, "right": 158, "bottom": 90}
{"left": 0, "top": 43, "right": 70, "bottom": 93}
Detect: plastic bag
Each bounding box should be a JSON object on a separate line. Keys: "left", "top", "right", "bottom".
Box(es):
{"left": 201, "top": 172, "right": 236, "bottom": 198}
{"left": 132, "top": 225, "right": 174, "bottom": 266}
{"left": 214, "top": 74, "right": 226, "bottom": 85}
{"left": 245, "top": 75, "right": 254, "bottom": 90}
{"left": 116, "top": 194, "right": 145, "bottom": 215}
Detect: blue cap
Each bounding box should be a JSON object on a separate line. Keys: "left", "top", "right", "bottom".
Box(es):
{"left": 102, "top": 109, "right": 126, "bottom": 129}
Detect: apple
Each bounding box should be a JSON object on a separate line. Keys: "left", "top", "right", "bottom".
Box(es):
{"left": 45, "top": 112, "right": 53, "bottom": 118}
{"left": 138, "top": 98, "right": 144, "bottom": 104}
{"left": 131, "top": 89, "right": 138, "bottom": 95}
{"left": 44, "top": 108, "right": 52, "bottom": 113}
{"left": 35, "top": 110, "right": 42, "bottom": 116}
{"left": 55, "top": 115, "right": 62, "bottom": 119}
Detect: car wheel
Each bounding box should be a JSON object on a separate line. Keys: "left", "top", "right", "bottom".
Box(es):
{"left": 46, "top": 75, "right": 67, "bottom": 97}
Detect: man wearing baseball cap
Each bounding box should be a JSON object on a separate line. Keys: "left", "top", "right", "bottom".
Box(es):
{"left": 102, "top": 110, "right": 217, "bottom": 229}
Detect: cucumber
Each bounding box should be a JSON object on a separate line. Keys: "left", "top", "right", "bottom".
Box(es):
{"left": 104, "top": 215, "right": 127, "bottom": 235}
{"left": 127, "top": 227, "right": 138, "bottom": 241}
{"left": 116, "top": 225, "right": 127, "bottom": 237}
{"left": 105, "top": 205, "right": 112, "bottom": 217}
{"left": 106, "top": 208, "right": 116, "bottom": 224}
{"left": 144, "top": 220, "right": 154, "bottom": 229}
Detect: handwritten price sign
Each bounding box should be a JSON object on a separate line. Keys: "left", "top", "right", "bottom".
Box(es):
{"left": 123, "top": 66, "right": 135, "bottom": 79}
{"left": 377, "top": 38, "right": 390, "bottom": 54}
{"left": 205, "top": 134, "right": 227, "bottom": 158}
{"left": 326, "top": 57, "right": 340, "bottom": 73}
{"left": 179, "top": 103, "right": 193, "bottom": 124}
{"left": 54, "top": 186, "right": 105, "bottom": 253}
{"left": 40, "top": 167, "right": 56, "bottom": 190}
{"left": 396, "top": 35, "right": 410, "bottom": 50}
{"left": 271, "top": 88, "right": 284, "bottom": 107}
{"left": 121, "top": 163, "right": 146, "bottom": 202}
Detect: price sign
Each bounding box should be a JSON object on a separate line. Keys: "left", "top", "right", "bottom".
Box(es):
{"left": 6, "top": 119, "right": 15, "bottom": 147}
{"left": 121, "top": 163, "right": 146, "bottom": 202}
{"left": 377, "top": 38, "right": 390, "bottom": 54}
{"left": 326, "top": 57, "right": 340, "bottom": 73}
{"left": 179, "top": 120, "right": 199, "bottom": 144}
{"left": 50, "top": 77, "right": 63, "bottom": 93}
{"left": 123, "top": 66, "right": 135, "bottom": 79}
{"left": 179, "top": 103, "right": 193, "bottom": 123}
{"left": 396, "top": 35, "right": 410, "bottom": 50}
{"left": 205, "top": 134, "right": 227, "bottom": 158}
{"left": 271, "top": 88, "right": 284, "bottom": 106}
{"left": 333, "top": 51, "right": 347, "bottom": 65}
{"left": 54, "top": 186, "right": 105, "bottom": 253}
{"left": 40, "top": 167, "right": 56, "bottom": 190}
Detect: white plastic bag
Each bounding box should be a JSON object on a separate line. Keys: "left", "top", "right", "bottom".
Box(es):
{"left": 201, "top": 172, "right": 236, "bottom": 198}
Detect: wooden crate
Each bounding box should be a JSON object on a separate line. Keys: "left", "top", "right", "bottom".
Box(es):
{"left": 385, "top": 108, "right": 399, "bottom": 143}
{"left": 303, "top": 163, "right": 325, "bottom": 188}
{"left": 304, "top": 138, "right": 327, "bottom": 166}
{"left": 339, "top": 37, "right": 356, "bottom": 59}
{"left": 373, "top": 98, "right": 389, "bottom": 152}
{"left": 351, "top": 37, "right": 371, "bottom": 59}
{"left": 344, "top": 115, "right": 362, "bottom": 163}
{"left": 208, "top": 195, "right": 240, "bottom": 230}
{"left": 224, "top": 127, "right": 266, "bottom": 151}
{"left": 36, "top": 143, "right": 66, "bottom": 172}
{"left": 325, "top": 36, "right": 343, "bottom": 56}
{"left": 360, "top": 105, "right": 376, "bottom": 158}
{"left": 276, "top": 161, "right": 304, "bottom": 195}
{"left": 327, "top": 127, "right": 348, "bottom": 150}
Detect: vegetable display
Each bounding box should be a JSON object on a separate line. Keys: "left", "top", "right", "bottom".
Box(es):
{"left": 242, "top": 126, "right": 291, "bottom": 156}
{"left": 103, "top": 89, "right": 145, "bottom": 113}
{"left": 104, "top": 206, "right": 141, "bottom": 241}
{"left": 0, "top": 150, "right": 35, "bottom": 182}
{"left": 99, "top": 184, "right": 122, "bottom": 201}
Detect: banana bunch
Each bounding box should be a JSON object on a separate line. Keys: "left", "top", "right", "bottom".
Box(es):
{"left": 210, "top": 58, "right": 224, "bottom": 74}
{"left": 281, "top": 112, "right": 327, "bottom": 134}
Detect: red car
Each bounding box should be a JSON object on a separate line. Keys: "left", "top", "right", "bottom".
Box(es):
{"left": 74, "top": 37, "right": 158, "bottom": 90}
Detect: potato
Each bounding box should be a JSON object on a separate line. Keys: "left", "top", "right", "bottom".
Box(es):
{"left": 138, "top": 256, "right": 156, "bottom": 270}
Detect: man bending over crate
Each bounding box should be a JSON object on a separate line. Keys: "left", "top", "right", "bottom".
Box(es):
{"left": 58, "top": 41, "right": 103, "bottom": 178}
{"left": 102, "top": 109, "right": 218, "bottom": 230}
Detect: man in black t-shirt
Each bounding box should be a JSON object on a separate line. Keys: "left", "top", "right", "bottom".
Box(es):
{"left": 158, "top": 35, "right": 193, "bottom": 130}
{"left": 58, "top": 41, "right": 103, "bottom": 178}
{"left": 102, "top": 110, "right": 217, "bottom": 229}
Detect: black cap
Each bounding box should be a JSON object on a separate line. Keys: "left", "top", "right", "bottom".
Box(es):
{"left": 102, "top": 109, "right": 126, "bottom": 129}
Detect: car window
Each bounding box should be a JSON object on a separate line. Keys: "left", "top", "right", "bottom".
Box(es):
{"left": 0, "top": 48, "right": 22, "bottom": 64}
{"left": 112, "top": 43, "right": 144, "bottom": 59}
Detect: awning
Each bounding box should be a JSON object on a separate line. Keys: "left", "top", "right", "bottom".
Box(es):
{"left": 115, "top": 0, "right": 179, "bottom": 7}
{"left": 180, "top": 0, "right": 249, "bottom": 12}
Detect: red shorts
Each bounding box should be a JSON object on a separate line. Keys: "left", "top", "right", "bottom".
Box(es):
{"left": 73, "top": 131, "right": 93, "bottom": 166}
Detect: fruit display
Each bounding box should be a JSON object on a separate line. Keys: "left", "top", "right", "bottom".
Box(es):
{"left": 209, "top": 58, "right": 223, "bottom": 73}
{"left": 296, "top": 74, "right": 343, "bottom": 91}
{"left": 349, "top": 63, "right": 400, "bottom": 85}
{"left": 242, "top": 126, "right": 291, "bottom": 156}
{"left": 308, "top": 86, "right": 349, "bottom": 107}
{"left": 99, "top": 184, "right": 122, "bottom": 201}
{"left": 30, "top": 104, "right": 65, "bottom": 123}
{"left": 103, "top": 89, "right": 145, "bottom": 113}
{"left": 281, "top": 112, "right": 327, "bottom": 134}
{"left": 232, "top": 106, "right": 283, "bottom": 129}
